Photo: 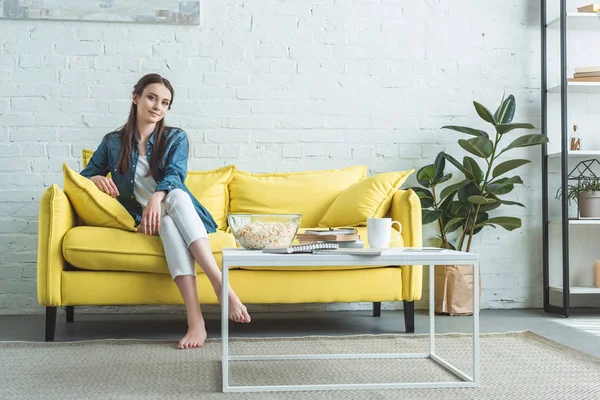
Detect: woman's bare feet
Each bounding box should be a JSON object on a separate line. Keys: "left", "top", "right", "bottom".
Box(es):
{"left": 178, "top": 323, "right": 207, "bottom": 349}
{"left": 217, "top": 288, "right": 251, "bottom": 323}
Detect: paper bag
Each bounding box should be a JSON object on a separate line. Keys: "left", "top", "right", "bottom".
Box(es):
{"left": 434, "top": 264, "right": 481, "bottom": 316}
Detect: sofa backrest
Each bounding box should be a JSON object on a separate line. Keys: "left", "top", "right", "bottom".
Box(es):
{"left": 228, "top": 166, "right": 367, "bottom": 228}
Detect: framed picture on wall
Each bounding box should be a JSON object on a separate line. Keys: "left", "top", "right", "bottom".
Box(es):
{"left": 0, "top": 0, "right": 200, "bottom": 25}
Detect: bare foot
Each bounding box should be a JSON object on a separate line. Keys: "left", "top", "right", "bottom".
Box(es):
{"left": 177, "top": 325, "right": 207, "bottom": 349}
{"left": 217, "top": 291, "right": 251, "bottom": 323}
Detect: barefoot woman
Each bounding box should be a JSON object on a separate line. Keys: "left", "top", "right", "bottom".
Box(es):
{"left": 81, "top": 73, "right": 251, "bottom": 349}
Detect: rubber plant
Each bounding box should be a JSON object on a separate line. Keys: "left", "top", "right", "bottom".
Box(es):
{"left": 410, "top": 94, "right": 549, "bottom": 252}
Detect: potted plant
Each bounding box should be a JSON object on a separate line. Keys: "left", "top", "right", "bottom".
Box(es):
{"left": 564, "top": 177, "right": 600, "bottom": 218}
{"left": 410, "top": 94, "right": 549, "bottom": 315}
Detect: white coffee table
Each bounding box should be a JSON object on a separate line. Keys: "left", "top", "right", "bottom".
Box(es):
{"left": 220, "top": 247, "right": 480, "bottom": 393}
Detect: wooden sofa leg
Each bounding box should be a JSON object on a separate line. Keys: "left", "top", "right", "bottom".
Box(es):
{"left": 66, "top": 306, "right": 74, "bottom": 323}
{"left": 403, "top": 300, "right": 415, "bottom": 333}
{"left": 45, "top": 307, "right": 57, "bottom": 342}
{"left": 372, "top": 302, "right": 381, "bottom": 317}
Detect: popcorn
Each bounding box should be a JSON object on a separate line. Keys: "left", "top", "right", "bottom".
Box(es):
{"left": 232, "top": 221, "right": 298, "bottom": 249}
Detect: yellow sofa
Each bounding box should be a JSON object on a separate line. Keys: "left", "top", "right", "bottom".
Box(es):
{"left": 37, "top": 163, "right": 422, "bottom": 341}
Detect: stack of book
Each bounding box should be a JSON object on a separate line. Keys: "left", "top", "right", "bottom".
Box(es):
{"left": 296, "top": 228, "right": 364, "bottom": 248}
{"left": 570, "top": 67, "right": 600, "bottom": 82}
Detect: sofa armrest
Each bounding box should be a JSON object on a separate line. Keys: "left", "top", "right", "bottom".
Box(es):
{"left": 37, "top": 184, "right": 76, "bottom": 307}
{"left": 391, "top": 189, "right": 423, "bottom": 301}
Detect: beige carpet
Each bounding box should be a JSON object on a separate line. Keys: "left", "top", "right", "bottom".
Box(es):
{"left": 1, "top": 331, "right": 599, "bottom": 399}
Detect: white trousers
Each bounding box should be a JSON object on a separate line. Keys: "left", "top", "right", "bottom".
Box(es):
{"left": 158, "top": 189, "right": 209, "bottom": 280}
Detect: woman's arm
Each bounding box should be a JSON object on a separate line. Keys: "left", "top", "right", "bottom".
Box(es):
{"left": 155, "top": 131, "right": 189, "bottom": 193}
{"left": 80, "top": 135, "right": 110, "bottom": 178}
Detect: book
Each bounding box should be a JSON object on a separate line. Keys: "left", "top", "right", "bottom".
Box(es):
{"left": 262, "top": 242, "right": 339, "bottom": 254}
{"left": 296, "top": 233, "right": 361, "bottom": 242}
{"left": 573, "top": 71, "right": 600, "bottom": 78}
{"left": 575, "top": 66, "right": 600, "bottom": 73}
{"left": 569, "top": 77, "right": 600, "bottom": 82}
{"left": 314, "top": 248, "right": 395, "bottom": 256}
{"left": 303, "top": 228, "right": 358, "bottom": 236}
{"left": 577, "top": 4, "right": 600, "bottom": 13}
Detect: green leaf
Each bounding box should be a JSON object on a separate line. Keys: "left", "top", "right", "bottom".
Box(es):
{"left": 417, "top": 164, "right": 436, "bottom": 187}
{"left": 409, "top": 187, "right": 434, "bottom": 208}
{"left": 473, "top": 101, "right": 496, "bottom": 125}
{"left": 492, "top": 159, "right": 531, "bottom": 178}
{"left": 458, "top": 182, "right": 481, "bottom": 208}
{"left": 458, "top": 137, "right": 494, "bottom": 159}
{"left": 477, "top": 217, "right": 522, "bottom": 231}
{"left": 487, "top": 176, "right": 523, "bottom": 195}
{"left": 439, "top": 152, "right": 473, "bottom": 178}
{"left": 434, "top": 153, "right": 445, "bottom": 180}
{"left": 500, "top": 199, "right": 526, "bottom": 208}
{"left": 496, "top": 123, "right": 535, "bottom": 135}
{"left": 493, "top": 94, "right": 515, "bottom": 124}
{"left": 443, "top": 217, "right": 465, "bottom": 233}
{"left": 440, "top": 180, "right": 467, "bottom": 201}
{"left": 467, "top": 195, "right": 498, "bottom": 205}
{"left": 451, "top": 200, "right": 471, "bottom": 217}
{"left": 463, "top": 156, "right": 484, "bottom": 184}
{"left": 422, "top": 209, "right": 443, "bottom": 225}
{"left": 441, "top": 125, "right": 489, "bottom": 139}
{"left": 433, "top": 173, "right": 452, "bottom": 186}
{"left": 499, "top": 134, "right": 549, "bottom": 155}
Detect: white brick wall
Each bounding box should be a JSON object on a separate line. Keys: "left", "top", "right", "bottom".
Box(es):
{"left": 0, "top": 0, "right": 556, "bottom": 315}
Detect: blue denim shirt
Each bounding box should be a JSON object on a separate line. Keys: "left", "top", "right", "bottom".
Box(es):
{"left": 80, "top": 127, "right": 218, "bottom": 233}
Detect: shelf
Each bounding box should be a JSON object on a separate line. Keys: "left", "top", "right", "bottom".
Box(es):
{"left": 548, "top": 151, "right": 600, "bottom": 159}
{"left": 550, "top": 286, "right": 600, "bottom": 294}
{"left": 547, "top": 13, "right": 600, "bottom": 30}
{"left": 548, "top": 82, "right": 600, "bottom": 94}
{"left": 550, "top": 219, "right": 600, "bottom": 225}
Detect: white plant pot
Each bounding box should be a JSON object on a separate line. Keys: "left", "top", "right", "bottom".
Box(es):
{"left": 579, "top": 191, "right": 600, "bottom": 218}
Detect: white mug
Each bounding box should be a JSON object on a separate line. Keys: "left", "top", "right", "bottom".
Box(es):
{"left": 367, "top": 218, "right": 402, "bottom": 248}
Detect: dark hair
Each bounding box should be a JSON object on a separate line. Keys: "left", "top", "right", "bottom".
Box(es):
{"left": 116, "top": 73, "right": 175, "bottom": 176}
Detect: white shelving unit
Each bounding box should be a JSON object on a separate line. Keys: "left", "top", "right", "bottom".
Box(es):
{"left": 542, "top": 3, "right": 600, "bottom": 316}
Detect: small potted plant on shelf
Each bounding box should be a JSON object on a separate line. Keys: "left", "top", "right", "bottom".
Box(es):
{"left": 564, "top": 177, "right": 600, "bottom": 219}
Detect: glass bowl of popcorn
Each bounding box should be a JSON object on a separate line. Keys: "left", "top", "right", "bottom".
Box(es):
{"left": 227, "top": 214, "right": 302, "bottom": 250}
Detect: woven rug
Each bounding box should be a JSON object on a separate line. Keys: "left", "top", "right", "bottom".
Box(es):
{"left": 2, "top": 331, "right": 599, "bottom": 399}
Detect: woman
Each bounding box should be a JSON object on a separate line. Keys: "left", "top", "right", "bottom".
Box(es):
{"left": 81, "top": 73, "right": 251, "bottom": 349}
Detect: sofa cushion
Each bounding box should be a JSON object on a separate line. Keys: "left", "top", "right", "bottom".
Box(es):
{"left": 318, "top": 170, "right": 414, "bottom": 228}
{"left": 185, "top": 165, "right": 236, "bottom": 231}
{"left": 228, "top": 166, "right": 367, "bottom": 228}
{"left": 82, "top": 149, "right": 235, "bottom": 231}
{"left": 62, "top": 163, "right": 137, "bottom": 231}
{"left": 62, "top": 226, "right": 236, "bottom": 275}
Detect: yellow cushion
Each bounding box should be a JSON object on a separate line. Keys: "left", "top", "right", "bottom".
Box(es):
{"left": 83, "top": 149, "right": 234, "bottom": 231}
{"left": 318, "top": 170, "right": 414, "bottom": 227}
{"left": 185, "top": 166, "right": 236, "bottom": 231}
{"left": 62, "top": 163, "right": 136, "bottom": 231}
{"left": 62, "top": 226, "right": 236, "bottom": 274}
{"left": 229, "top": 166, "right": 367, "bottom": 228}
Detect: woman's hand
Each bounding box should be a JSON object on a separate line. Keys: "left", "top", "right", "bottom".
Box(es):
{"left": 140, "top": 192, "right": 166, "bottom": 235}
{"left": 89, "top": 175, "right": 119, "bottom": 198}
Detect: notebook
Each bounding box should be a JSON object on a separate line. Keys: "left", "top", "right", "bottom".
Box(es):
{"left": 313, "top": 248, "right": 395, "bottom": 256}
{"left": 262, "top": 242, "right": 339, "bottom": 254}
{"left": 303, "top": 228, "right": 358, "bottom": 236}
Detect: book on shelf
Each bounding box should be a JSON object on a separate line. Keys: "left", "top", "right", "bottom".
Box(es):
{"left": 575, "top": 66, "right": 600, "bottom": 73}
{"left": 262, "top": 242, "right": 339, "bottom": 254}
{"left": 569, "top": 77, "right": 600, "bottom": 82}
{"left": 573, "top": 71, "right": 600, "bottom": 78}
{"left": 303, "top": 228, "right": 358, "bottom": 236}
{"left": 577, "top": 4, "right": 600, "bottom": 13}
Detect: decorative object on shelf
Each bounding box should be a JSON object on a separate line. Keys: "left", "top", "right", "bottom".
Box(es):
{"left": 569, "top": 66, "right": 600, "bottom": 82}
{"left": 409, "top": 94, "right": 548, "bottom": 315}
{"left": 0, "top": 0, "right": 200, "bottom": 25}
{"left": 595, "top": 260, "right": 600, "bottom": 288}
{"left": 556, "top": 159, "right": 600, "bottom": 218}
{"left": 577, "top": 4, "right": 600, "bottom": 13}
{"left": 570, "top": 124, "right": 582, "bottom": 150}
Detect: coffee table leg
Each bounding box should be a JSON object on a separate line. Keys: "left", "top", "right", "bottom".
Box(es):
{"left": 429, "top": 264, "right": 435, "bottom": 356}
{"left": 473, "top": 259, "right": 480, "bottom": 385}
{"left": 222, "top": 261, "right": 229, "bottom": 392}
